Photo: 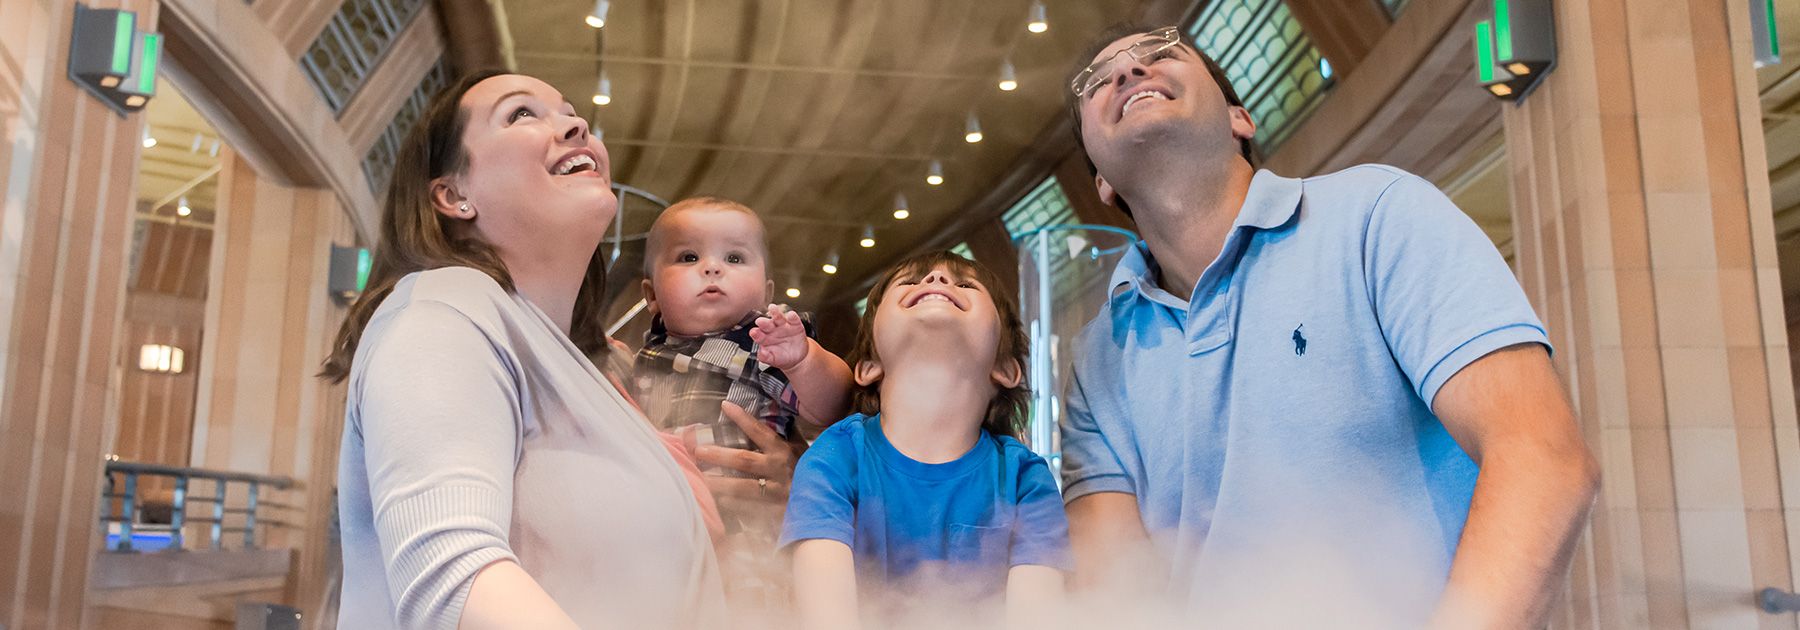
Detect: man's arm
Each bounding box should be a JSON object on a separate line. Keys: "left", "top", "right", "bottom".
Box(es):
{"left": 1064, "top": 492, "right": 1164, "bottom": 593}
{"left": 1429, "top": 343, "right": 1600, "bottom": 629}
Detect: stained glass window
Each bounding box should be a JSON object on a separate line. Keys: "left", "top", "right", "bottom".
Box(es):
{"left": 299, "top": 0, "right": 429, "bottom": 114}
{"left": 1188, "top": 0, "right": 1334, "bottom": 154}
{"left": 362, "top": 60, "right": 449, "bottom": 195}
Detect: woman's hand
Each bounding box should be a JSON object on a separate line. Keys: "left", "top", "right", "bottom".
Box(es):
{"left": 695, "top": 402, "right": 804, "bottom": 519}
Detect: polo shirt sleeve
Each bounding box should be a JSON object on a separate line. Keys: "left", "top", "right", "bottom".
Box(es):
{"left": 778, "top": 421, "right": 860, "bottom": 550}
{"left": 1362, "top": 171, "right": 1551, "bottom": 409}
{"left": 1059, "top": 366, "right": 1136, "bottom": 501}
{"left": 1010, "top": 451, "right": 1074, "bottom": 571}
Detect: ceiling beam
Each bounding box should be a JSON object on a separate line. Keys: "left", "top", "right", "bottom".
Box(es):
{"left": 515, "top": 50, "right": 986, "bottom": 81}
{"left": 598, "top": 137, "right": 942, "bottom": 161}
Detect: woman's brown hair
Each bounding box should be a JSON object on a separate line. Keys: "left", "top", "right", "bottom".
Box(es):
{"left": 845, "top": 251, "right": 1030, "bottom": 440}
{"left": 320, "top": 70, "right": 612, "bottom": 382}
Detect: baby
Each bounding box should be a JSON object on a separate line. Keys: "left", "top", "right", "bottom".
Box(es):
{"left": 780, "top": 251, "right": 1070, "bottom": 628}
{"left": 634, "top": 196, "right": 853, "bottom": 450}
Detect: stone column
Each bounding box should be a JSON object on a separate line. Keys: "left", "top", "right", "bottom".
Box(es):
{"left": 1503, "top": 0, "right": 1798, "bottom": 627}
{"left": 189, "top": 153, "right": 352, "bottom": 616}
{"left": 0, "top": 1, "right": 159, "bottom": 628}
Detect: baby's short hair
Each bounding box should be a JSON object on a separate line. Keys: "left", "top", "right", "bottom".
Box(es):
{"left": 846, "top": 250, "right": 1030, "bottom": 440}
{"left": 642, "top": 196, "right": 769, "bottom": 276}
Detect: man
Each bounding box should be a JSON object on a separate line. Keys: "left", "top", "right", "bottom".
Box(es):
{"left": 1058, "top": 24, "right": 1600, "bottom": 628}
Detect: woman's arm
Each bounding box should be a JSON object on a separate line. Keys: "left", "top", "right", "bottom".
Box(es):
{"left": 1005, "top": 565, "right": 1065, "bottom": 630}
{"left": 792, "top": 539, "right": 859, "bottom": 630}
{"left": 460, "top": 560, "right": 579, "bottom": 630}
{"left": 358, "top": 301, "right": 574, "bottom": 627}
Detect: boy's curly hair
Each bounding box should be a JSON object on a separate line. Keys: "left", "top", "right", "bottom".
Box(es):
{"left": 846, "top": 251, "right": 1030, "bottom": 440}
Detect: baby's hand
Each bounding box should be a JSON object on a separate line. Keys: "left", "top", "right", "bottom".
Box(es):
{"left": 750, "top": 304, "right": 809, "bottom": 370}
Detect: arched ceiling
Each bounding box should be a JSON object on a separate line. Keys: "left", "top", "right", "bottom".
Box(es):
{"left": 499, "top": 0, "right": 1146, "bottom": 310}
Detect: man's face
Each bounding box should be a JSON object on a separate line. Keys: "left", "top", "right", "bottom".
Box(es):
{"left": 1076, "top": 33, "right": 1252, "bottom": 191}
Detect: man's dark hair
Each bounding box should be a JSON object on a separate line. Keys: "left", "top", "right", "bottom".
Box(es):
{"left": 1065, "top": 23, "right": 1261, "bottom": 216}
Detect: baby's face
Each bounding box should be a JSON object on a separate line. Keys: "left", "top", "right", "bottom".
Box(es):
{"left": 644, "top": 207, "right": 770, "bottom": 335}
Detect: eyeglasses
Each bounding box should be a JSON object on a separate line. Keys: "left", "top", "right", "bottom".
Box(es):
{"left": 1070, "top": 26, "right": 1183, "bottom": 99}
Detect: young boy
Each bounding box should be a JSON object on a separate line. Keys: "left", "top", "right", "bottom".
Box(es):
{"left": 780, "top": 251, "right": 1070, "bottom": 629}
{"left": 635, "top": 196, "right": 853, "bottom": 450}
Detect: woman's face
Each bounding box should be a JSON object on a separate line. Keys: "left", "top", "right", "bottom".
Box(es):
{"left": 449, "top": 75, "right": 617, "bottom": 268}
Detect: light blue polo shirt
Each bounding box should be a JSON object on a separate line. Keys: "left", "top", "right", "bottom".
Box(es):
{"left": 1060, "top": 166, "right": 1548, "bottom": 624}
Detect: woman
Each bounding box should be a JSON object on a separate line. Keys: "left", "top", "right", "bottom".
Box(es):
{"left": 322, "top": 71, "right": 724, "bottom": 629}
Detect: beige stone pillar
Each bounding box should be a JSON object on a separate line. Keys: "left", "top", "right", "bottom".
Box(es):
{"left": 1503, "top": 0, "right": 1798, "bottom": 627}
{"left": 0, "top": 1, "right": 160, "bottom": 627}
{"left": 188, "top": 153, "right": 353, "bottom": 615}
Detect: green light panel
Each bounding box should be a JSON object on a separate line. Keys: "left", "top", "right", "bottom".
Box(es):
{"left": 1476, "top": 21, "right": 1496, "bottom": 83}
{"left": 355, "top": 248, "right": 372, "bottom": 291}
{"left": 137, "top": 33, "right": 159, "bottom": 94}
{"left": 111, "top": 12, "right": 134, "bottom": 74}
{"left": 1495, "top": 0, "right": 1514, "bottom": 61}
{"left": 1770, "top": 0, "right": 1782, "bottom": 57}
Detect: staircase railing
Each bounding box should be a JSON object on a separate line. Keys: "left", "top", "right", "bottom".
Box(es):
{"left": 101, "top": 459, "right": 295, "bottom": 552}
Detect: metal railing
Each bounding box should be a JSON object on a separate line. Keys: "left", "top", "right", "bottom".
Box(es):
{"left": 101, "top": 459, "right": 295, "bottom": 552}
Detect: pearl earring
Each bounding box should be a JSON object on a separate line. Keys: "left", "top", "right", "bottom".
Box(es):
{"left": 459, "top": 204, "right": 471, "bottom": 213}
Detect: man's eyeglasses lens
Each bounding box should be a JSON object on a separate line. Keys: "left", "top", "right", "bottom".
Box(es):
{"left": 1072, "top": 27, "right": 1181, "bottom": 98}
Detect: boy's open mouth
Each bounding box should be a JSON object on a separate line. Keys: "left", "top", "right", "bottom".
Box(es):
{"left": 905, "top": 288, "right": 964, "bottom": 310}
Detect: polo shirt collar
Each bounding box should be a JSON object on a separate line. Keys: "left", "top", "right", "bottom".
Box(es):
{"left": 1108, "top": 169, "right": 1304, "bottom": 313}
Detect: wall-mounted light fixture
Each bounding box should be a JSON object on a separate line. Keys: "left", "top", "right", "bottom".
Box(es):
{"left": 1752, "top": 0, "right": 1781, "bottom": 67}
{"left": 329, "top": 244, "right": 372, "bottom": 304}
{"left": 139, "top": 344, "right": 184, "bottom": 374}
{"left": 68, "top": 3, "right": 161, "bottom": 116}
{"left": 893, "top": 193, "right": 910, "bottom": 220}
{"left": 1474, "top": 0, "right": 1555, "bottom": 101}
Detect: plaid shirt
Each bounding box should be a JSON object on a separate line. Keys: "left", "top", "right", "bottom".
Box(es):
{"left": 632, "top": 312, "right": 812, "bottom": 449}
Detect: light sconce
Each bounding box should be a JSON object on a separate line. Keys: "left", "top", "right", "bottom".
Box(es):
{"left": 998, "top": 59, "right": 1018, "bottom": 91}
{"left": 1474, "top": 0, "right": 1555, "bottom": 101}
{"left": 893, "top": 193, "right": 910, "bottom": 220}
{"left": 860, "top": 225, "right": 876, "bottom": 248}
{"left": 1752, "top": 0, "right": 1781, "bottom": 67}
{"left": 593, "top": 73, "right": 612, "bottom": 106}
{"left": 329, "top": 244, "right": 372, "bottom": 303}
{"left": 926, "top": 160, "right": 944, "bottom": 186}
{"left": 586, "top": 0, "right": 610, "bottom": 28}
{"left": 138, "top": 344, "right": 184, "bottom": 374}
{"left": 1027, "top": 1, "right": 1048, "bottom": 33}
{"left": 964, "top": 113, "right": 983, "bottom": 143}
{"left": 68, "top": 4, "right": 161, "bottom": 116}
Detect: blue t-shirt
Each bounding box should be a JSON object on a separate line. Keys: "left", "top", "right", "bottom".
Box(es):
{"left": 1060, "top": 166, "right": 1549, "bottom": 624}
{"left": 780, "top": 414, "right": 1071, "bottom": 606}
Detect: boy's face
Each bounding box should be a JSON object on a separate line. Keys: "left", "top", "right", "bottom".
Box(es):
{"left": 642, "top": 207, "right": 771, "bottom": 335}
{"left": 867, "top": 263, "right": 1003, "bottom": 379}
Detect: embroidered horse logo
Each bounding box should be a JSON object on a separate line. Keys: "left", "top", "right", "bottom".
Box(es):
{"left": 1293, "top": 324, "right": 1307, "bottom": 356}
